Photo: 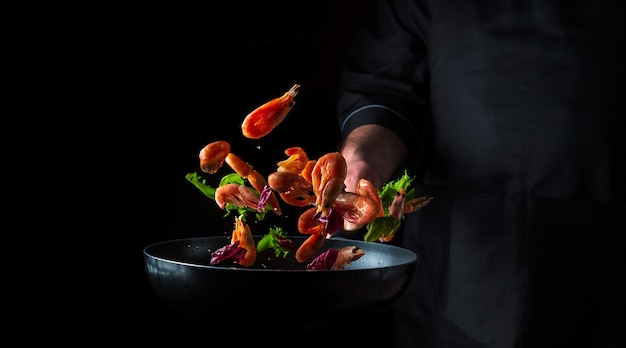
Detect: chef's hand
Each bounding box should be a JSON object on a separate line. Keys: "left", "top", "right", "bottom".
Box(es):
{"left": 338, "top": 124, "right": 408, "bottom": 231}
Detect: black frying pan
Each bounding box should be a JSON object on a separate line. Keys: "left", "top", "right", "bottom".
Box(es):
{"left": 144, "top": 235, "right": 418, "bottom": 324}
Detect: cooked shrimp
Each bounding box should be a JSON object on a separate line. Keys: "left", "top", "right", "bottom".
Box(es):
{"left": 404, "top": 196, "right": 434, "bottom": 214}
{"left": 333, "top": 191, "right": 382, "bottom": 226}
{"left": 214, "top": 183, "right": 260, "bottom": 211}
{"left": 199, "top": 140, "right": 230, "bottom": 174}
{"left": 356, "top": 178, "right": 384, "bottom": 218}
{"left": 295, "top": 231, "right": 327, "bottom": 263}
{"left": 231, "top": 216, "right": 256, "bottom": 267}
{"left": 241, "top": 84, "right": 300, "bottom": 139}
{"left": 388, "top": 188, "right": 407, "bottom": 219}
{"left": 225, "top": 152, "right": 282, "bottom": 215}
{"left": 300, "top": 159, "right": 316, "bottom": 184}
{"left": 224, "top": 152, "right": 254, "bottom": 177}
{"left": 297, "top": 206, "right": 326, "bottom": 235}
{"left": 305, "top": 245, "right": 365, "bottom": 270}
{"left": 332, "top": 246, "right": 365, "bottom": 270}
{"left": 267, "top": 171, "right": 315, "bottom": 207}
{"left": 379, "top": 188, "right": 407, "bottom": 242}
{"left": 276, "top": 146, "right": 309, "bottom": 174}
{"left": 311, "top": 152, "right": 347, "bottom": 217}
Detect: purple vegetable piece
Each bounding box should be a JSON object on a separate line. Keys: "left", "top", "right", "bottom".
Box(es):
{"left": 306, "top": 248, "right": 339, "bottom": 270}
{"left": 311, "top": 208, "right": 343, "bottom": 236}
{"left": 210, "top": 241, "right": 247, "bottom": 265}
{"left": 324, "top": 209, "right": 345, "bottom": 236}
{"left": 257, "top": 185, "right": 272, "bottom": 211}
{"left": 276, "top": 236, "right": 296, "bottom": 251}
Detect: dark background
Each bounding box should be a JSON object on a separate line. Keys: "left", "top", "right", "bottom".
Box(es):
{"left": 98, "top": 1, "right": 395, "bottom": 345}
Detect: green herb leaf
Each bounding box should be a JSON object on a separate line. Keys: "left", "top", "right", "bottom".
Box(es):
{"left": 219, "top": 172, "right": 246, "bottom": 187}
{"left": 364, "top": 170, "right": 416, "bottom": 242}
{"left": 378, "top": 170, "right": 415, "bottom": 214}
{"left": 185, "top": 172, "right": 216, "bottom": 200}
{"left": 186, "top": 171, "right": 267, "bottom": 222}
{"left": 364, "top": 216, "right": 401, "bottom": 242}
{"left": 256, "top": 226, "right": 292, "bottom": 258}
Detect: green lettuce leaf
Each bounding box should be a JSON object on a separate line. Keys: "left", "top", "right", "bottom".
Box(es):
{"left": 185, "top": 171, "right": 266, "bottom": 221}
{"left": 364, "top": 170, "right": 416, "bottom": 242}
{"left": 256, "top": 226, "right": 293, "bottom": 258}
{"left": 378, "top": 170, "right": 415, "bottom": 215}
{"left": 364, "top": 216, "right": 402, "bottom": 242}
{"left": 185, "top": 172, "right": 216, "bottom": 200}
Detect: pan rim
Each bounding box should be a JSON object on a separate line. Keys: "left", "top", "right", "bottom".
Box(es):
{"left": 143, "top": 235, "right": 418, "bottom": 272}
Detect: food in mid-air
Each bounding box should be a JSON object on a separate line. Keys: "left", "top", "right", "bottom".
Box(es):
{"left": 210, "top": 215, "right": 256, "bottom": 267}
{"left": 199, "top": 140, "right": 230, "bottom": 174}
{"left": 241, "top": 84, "right": 300, "bottom": 139}
{"left": 187, "top": 84, "right": 433, "bottom": 269}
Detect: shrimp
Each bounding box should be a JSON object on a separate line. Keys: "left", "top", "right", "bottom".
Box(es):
{"left": 267, "top": 171, "right": 316, "bottom": 207}
{"left": 241, "top": 84, "right": 300, "bottom": 139}
{"left": 214, "top": 183, "right": 261, "bottom": 211}
{"left": 267, "top": 171, "right": 310, "bottom": 192}
{"left": 355, "top": 178, "right": 384, "bottom": 218}
{"left": 231, "top": 216, "right": 256, "bottom": 267}
{"left": 333, "top": 191, "right": 382, "bottom": 226}
{"left": 276, "top": 146, "right": 309, "bottom": 174}
{"left": 224, "top": 152, "right": 254, "bottom": 177}
{"left": 295, "top": 231, "right": 327, "bottom": 263}
{"left": 311, "top": 152, "right": 347, "bottom": 217}
{"left": 300, "top": 159, "right": 316, "bottom": 184}
{"left": 225, "top": 152, "right": 282, "bottom": 215}
{"left": 297, "top": 206, "right": 326, "bottom": 235}
{"left": 332, "top": 246, "right": 365, "bottom": 270}
{"left": 388, "top": 188, "right": 407, "bottom": 219}
{"left": 199, "top": 140, "right": 230, "bottom": 174}
{"left": 305, "top": 245, "right": 365, "bottom": 270}
{"left": 404, "top": 196, "right": 434, "bottom": 214}
{"left": 379, "top": 188, "right": 407, "bottom": 242}
{"left": 209, "top": 215, "right": 257, "bottom": 267}
{"left": 370, "top": 191, "right": 433, "bottom": 243}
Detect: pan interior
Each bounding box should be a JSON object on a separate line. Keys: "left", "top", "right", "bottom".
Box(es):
{"left": 144, "top": 235, "right": 417, "bottom": 271}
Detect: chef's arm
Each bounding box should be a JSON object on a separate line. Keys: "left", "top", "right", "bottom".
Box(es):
{"left": 336, "top": 0, "right": 428, "bottom": 190}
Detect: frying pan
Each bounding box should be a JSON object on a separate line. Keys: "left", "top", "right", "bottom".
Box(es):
{"left": 143, "top": 235, "right": 417, "bottom": 325}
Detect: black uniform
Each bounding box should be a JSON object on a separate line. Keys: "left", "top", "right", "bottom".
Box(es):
{"left": 337, "top": 1, "right": 626, "bottom": 347}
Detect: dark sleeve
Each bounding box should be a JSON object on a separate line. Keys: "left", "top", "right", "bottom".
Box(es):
{"left": 337, "top": 0, "right": 431, "bottom": 157}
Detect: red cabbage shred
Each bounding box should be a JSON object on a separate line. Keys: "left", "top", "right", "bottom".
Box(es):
{"left": 306, "top": 248, "right": 339, "bottom": 270}
{"left": 210, "top": 241, "right": 247, "bottom": 265}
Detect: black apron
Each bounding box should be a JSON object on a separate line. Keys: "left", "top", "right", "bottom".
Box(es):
{"left": 396, "top": 2, "right": 626, "bottom": 347}
{"left": 397, "top": 189, "right": 625, "bottom": 347}
{"left": 338, "top": 1, "right": 626, "bottom": 347}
